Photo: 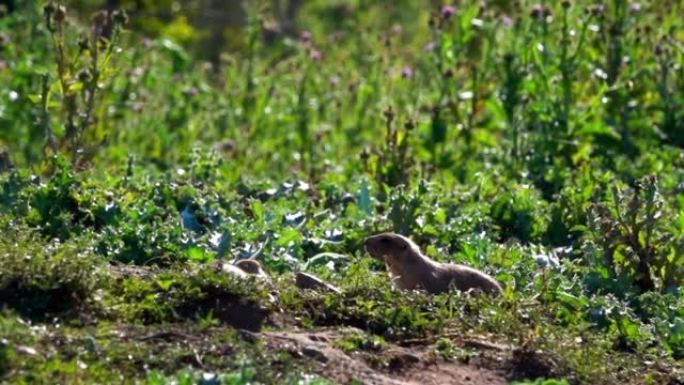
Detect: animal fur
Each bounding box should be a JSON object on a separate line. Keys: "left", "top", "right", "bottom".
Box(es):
{"left": 364, "top": 232, "right": 503, "bottom": 295}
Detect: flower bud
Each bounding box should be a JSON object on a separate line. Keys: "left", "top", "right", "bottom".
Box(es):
{"left": 53, "top": 5, "right": 67, "bottom": 23}
{"left": 591, "top": 4, "right": 605, "bottom": 16}
{"left": 441, "top": 5, "right": 456, "bottom": 19}
{"left": 383, "top": 106, "right": 395, "bottom": 122}
{"left": 77, "top": 69, "right": 92, "bottom": 83}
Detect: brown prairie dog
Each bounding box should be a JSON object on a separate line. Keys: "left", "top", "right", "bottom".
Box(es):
{"left": 364, "top": 232, "right": 503, "bottom": 296}
{"left": 217, "top": 259, "right": 269, "bottom": 280}
{"left": 235, "top": 259, "right": 269, "bottom": 279}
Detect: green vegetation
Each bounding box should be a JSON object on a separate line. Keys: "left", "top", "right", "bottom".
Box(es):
{"left": 0, "top": 1, "right": 683, "bottom": 384}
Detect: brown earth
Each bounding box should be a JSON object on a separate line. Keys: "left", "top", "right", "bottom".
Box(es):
{"left": 261, "top": 327, "right": 510, "bottom": 385}
{"left": 103, "top": 264, "right": 531, "bottom": 384}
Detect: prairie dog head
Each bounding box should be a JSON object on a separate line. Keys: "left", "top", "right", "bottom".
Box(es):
{"left": 235, "top": 259, "right": 267, "bottom": 277}
{"left": 364, "top": 232, "right": 421, "bottom": 269}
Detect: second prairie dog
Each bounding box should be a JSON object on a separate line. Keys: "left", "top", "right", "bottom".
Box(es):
{"left": 218, "top": 259, "right": 268, "bottom": 280}
{"left": 364, "top": 232, "right": 503, "bottom": 296}
{"left": 235, "top": 259, "right": 269, "bottom": 279}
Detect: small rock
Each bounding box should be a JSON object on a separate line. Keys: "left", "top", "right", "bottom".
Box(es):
{"left": 308, "top": 334, "right": 328, "bottom": 342}
{"left": 15, "top": 345, "right": 38, "bottom": 356}
{"left": 295, "top": 272, "right": 341, "bottom": 294}
{"left": 237, "top": 329, "right": 259, "bottom": 343}
{"left": 301, "top": 347, "right": 328, "bottom": 363}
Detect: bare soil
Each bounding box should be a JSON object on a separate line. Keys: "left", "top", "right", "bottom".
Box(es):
{"left": 261, "top": 327, "right": 510, "bottom": 385}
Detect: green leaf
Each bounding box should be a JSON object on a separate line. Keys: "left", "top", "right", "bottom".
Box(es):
{"left": 276, "top": 227, "right": 302, "bottom": 246}
{"left": 358, "top": 179, "right": 372, "bottom": 216}
{"left": 556, "top": 291, "right": 588, "bottom": 309}
{"left": 435, "top": 208, "right": 447, "bottom": 225}
{"left": 155, "top": 278, "right": 174, "bottom": 291}
{"left": 251, "top": 199, "right": 264, "bottom": 223}
{"left": 304, "top": 252, "right": 350, "bottom": 270}
{"left": 187, "top": 246, "right": 213, "bottom": 262}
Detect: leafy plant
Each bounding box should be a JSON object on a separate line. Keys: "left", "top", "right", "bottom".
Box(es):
{"left": 41, "top": 2, "right": 127, "bottom": 166}
{"left": 490, "top": 184, "right": 547, "bottom": 243}
{"left": 586, "top": 176, "right": 684, "bottom": 293}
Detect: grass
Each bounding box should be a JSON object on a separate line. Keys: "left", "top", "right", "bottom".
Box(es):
{"left": 0, "top": 0, "right": 683, "bottom": 384}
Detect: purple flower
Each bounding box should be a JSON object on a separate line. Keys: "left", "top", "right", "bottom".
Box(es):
{"left": 401, "top": 66, "right": 413, "bottom": 79}
{"left": 530, "top": 4, "right": 544, "bottom": 18}
{"left": 309, "top": 49, "right": 322, "bottom": 61}
{"left": 329, "top": 76, "right": 340, "bottom": 87}
{"left": 592, "top": 4, "right": 605, "bottom": 15}
{"left": 424, "top": 41, "right": 436, "bottom": 52}
{"left": 500, "top": 14, "right": 513, "bottom": 28}
{"left": 300, "top": 30, "right": 312, "bottom": 44}
{"left": 441, "top": 5, "right": 456, "bottom": 19}
{"left": 629, "top": 2, "right": 641, "bottom": 12}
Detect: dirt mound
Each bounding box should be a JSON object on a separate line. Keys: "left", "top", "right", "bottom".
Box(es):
{"left": 262, "top": 328, "right": 508, "bottom": 385}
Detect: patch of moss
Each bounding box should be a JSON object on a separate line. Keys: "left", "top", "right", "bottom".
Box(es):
{"left": 333, "top": 330, "right": 386, "bottom": 353}
{"left": 108, "top": 265, "right": 274, "bottom": 330}
{"left": 0, "top": 230, "right": 105, "bottom": 321}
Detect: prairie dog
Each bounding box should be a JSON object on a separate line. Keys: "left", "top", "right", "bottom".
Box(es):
{"left": 364, "top": 233, "right": 502, "bottom": 296}
{"left": 217, "top": 260, "right": 268, "bottom": 279}
{"left": 235, "top": 259, "right": 269, "bottom": 279}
